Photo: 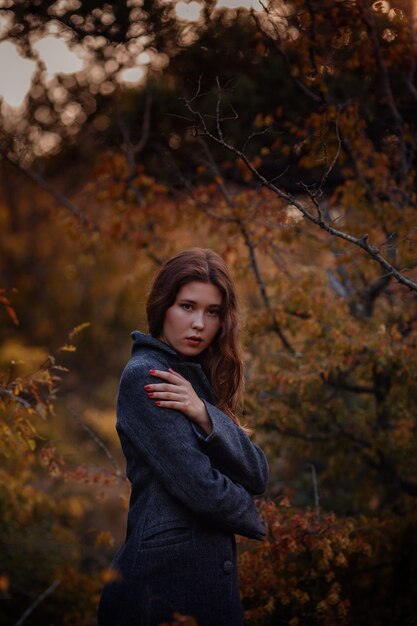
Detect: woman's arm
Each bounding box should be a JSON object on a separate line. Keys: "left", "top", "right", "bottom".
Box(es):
{"left": 191, "top": 400, "right": 269, "bottom": 496}
{"left": 117, "top": 361, "right": 266, "bottom": 540}
{"left": 145, "top": 368, "right": 269, "bottom": 496}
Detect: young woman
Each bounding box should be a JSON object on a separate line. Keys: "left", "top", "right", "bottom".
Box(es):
{"left": 97, "top": 248, "right": 268, "bottom": 626}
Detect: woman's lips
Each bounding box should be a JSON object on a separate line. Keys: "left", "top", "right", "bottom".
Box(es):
{"left": 186, "top": 337, "right": 203, "bottom": 346}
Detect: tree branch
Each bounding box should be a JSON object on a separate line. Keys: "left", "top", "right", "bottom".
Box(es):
{"left": 361, "top": 7, "right": 411, "bottom": 185}
{"left": 183, "top": 91, "right": 417, "bottom": 293}
{"left": 0, "top": 149, "right": 94, "bottom": 230}
{"left": 14, "top": 580, "right": 61, "bottom": 626}
{"left": 0, "top": 386, "right": 32, "bottom": 408}
{"left": 250, "top": 6, "right": 324, "bottom": 105}
{"left": 197, "top": 138, "right": 295, "bottom": 353}
{"left": 308, "top": 462, "right": 321, "bottom": 520}
{"left": 67, "top": 406, "right": 125, "bottom": 480}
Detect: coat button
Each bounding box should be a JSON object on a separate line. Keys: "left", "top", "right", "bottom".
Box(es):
{"left": 222, "top": 560, "right": 233, "bottom": 574}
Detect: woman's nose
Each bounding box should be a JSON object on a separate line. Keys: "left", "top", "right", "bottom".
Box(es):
{"left": 192, "top": 313, "right": 204, "bottom": 329}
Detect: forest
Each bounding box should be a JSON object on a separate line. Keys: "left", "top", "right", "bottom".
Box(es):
{"left": 1, "top": 0, "right": 417, "bottom": 624}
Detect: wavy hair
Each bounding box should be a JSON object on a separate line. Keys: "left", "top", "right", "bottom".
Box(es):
{"left": 146, "top": 248, "right": 248, "bottom": 431}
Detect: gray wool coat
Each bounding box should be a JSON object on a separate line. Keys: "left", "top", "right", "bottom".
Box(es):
{"left": 97, "top": 331, "right": 268, "bottom": 626}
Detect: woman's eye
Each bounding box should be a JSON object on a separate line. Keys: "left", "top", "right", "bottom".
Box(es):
{"left": 181, "top": 303, "right": 192, "bottom": 311}
{"left": 208, "top": 310, "right": 219, "bottom": 317}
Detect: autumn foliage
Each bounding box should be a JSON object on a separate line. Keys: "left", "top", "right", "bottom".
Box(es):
{"left": 1, "top": 0, "right": 417, "bottom": 624}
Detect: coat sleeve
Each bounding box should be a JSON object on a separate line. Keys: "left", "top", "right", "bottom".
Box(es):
{"left": 190, "top": 401, "right": 269, "bottom": 496}
{"left": 116, "top": 361, "right": 266, "bottom": 540}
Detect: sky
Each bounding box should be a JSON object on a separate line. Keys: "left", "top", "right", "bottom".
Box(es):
{"left": 0, "top": 0, "right": 264, "bottom": 110}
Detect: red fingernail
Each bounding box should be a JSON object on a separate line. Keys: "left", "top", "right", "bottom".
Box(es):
{"left": 155, "top": 401, "right": 161, "bottom": 406}
{"left": 148, "top": 393, "right": 154, "bottom": 398}
{"left": 149, "top": 369, "right": 155, "bottom": 374}
{"left": 144, "top": 385, "right": 151, "bottom": 390}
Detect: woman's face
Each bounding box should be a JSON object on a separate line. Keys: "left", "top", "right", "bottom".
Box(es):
{"left": 159, "top": 281, "right": 222, "bottom": 356}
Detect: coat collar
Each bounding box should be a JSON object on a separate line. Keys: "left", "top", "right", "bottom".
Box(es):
{"left": 131, "top": 330, "right": 179, "bottom": 359}
{"left": 131, "top": 330, "right": 206, "bottom": 368}
{"left": 130, "top": 330, "right": 216, "bottom": 403}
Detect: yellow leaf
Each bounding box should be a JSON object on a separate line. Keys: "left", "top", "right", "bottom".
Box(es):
{"left": 69, "top": 322, "right": 91, "bottom": 341}
{"left": 254, "top": 113, "right": 263, "bottom": 128}
{"left": 100, "top": 568, "right": 121, "bottom": 584}
{"left": 96, "top": 531, "right": 115, "bottom": 547}
{"left": 36, "top": 403, "right": 47, "bottom": 419}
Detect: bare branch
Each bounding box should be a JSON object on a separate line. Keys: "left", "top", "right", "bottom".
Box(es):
{"left": 118, "top": 113, "right": 145, "bottom": 207}
{"left": 0, "top": 149, "right": 94, "bottom": 230}
{"left": 404, "top": 70, "right": 417, "bottom": 103}
{"left": 327, "top": 269, "right": 351, "bottom": 299}
{"left": 67, "top": 406, "right": 125, "bottom": 480}
{"left": 242, "top": 127, "right": 272, "bottom": 154}
{"left": 318, "top": 106, "right": 343, "bottom": 195}
{"left": 183, "top": 105, "right": 417, "bottom": 292}
{"left": 308, "top": 462, "right": 320, "bottom": 520}
{"left": 266, "top": 164, "right": 291, "bottom": 185}
{"left": 197, "top": 138, "right": 234, "bottom": 208}
{"left": 250, "top": 7, "right": 324, "bottom": 105}
{"left": 215, "top": 76, "right": 223, "bottom": 141}
{"left": 356, "top": 273, "right": 392, "bottom": 318}
{"left": 196, "top": 138, "right": 295, "bottom": 352}
{"left": 0, "top": 386, "right": 32, "bottom": 408}
{"left": 186, "top": 74, "right": 204, "bottom": 105}
{"left": 238, "top": 222, "right": 295, "bottom": 353}
{"left": 133, "top": 92, "right": 152, "bottom": 155}
{"left": 14, "top": 579, "right": 61, "bottom": 626}
{"left": 361, "top": 7, "right": 411, "bottom": 184}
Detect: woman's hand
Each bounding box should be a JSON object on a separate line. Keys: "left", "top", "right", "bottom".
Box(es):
{"left": 144, "top": 368, "right": 213, "bottom": 435}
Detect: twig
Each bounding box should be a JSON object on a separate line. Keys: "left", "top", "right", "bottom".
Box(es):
{"left": 242, "top": 127, "right": 273, "bottom": 154}
{"left": 250, "top": 7, "right": 324, "bottom": 105}
{"left": 361, "top": 7, "right": 411, "bottom": 183}
{"left": 308, "top": 462, "right": 320, "bottom": 520}
{"left": 118, "top": 114, "right": 144, "bottom": 207}
{"left": 317, "top": 106, "right": 343, "bottom": 195}
{"left": 133, "top": 92, "right": 152, "bottom": 155}
{"left": 215, "top": 76, "right": 223, "bottom": 141}
{"left": 0, "top": 386, "right": 32, "bottom": 408}
{"left": 238, "top": 222, "right": 295, "bottom": 353}
{"left": 0, "top": 149, "right": 94, "bottom": 230}
{"left": 118, "top": 92, "right": 153, "bottom": 206}
{"left": 67, "top": 406, "right": 124, "bottom": 479}
{"left": 14, "top": 579, "right": 61, "bottom": 626}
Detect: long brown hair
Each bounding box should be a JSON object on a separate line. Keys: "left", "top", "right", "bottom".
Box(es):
{"left": 146, "top": 248, "right": 246, "bottom": 430}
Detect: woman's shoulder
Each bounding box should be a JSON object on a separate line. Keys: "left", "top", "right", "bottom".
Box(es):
{"left": 120, "top": 331, "right": 176, "bottom": 382}
{"left": 122, "top": 350, "right": 169, "bottom": 382}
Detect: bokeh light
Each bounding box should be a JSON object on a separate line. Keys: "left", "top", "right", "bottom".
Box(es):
{"left": 32, "top": 35, "right": 85, "bottom": 78}
{"left": 0, "top": 42, "right": 37, "bottom": 108}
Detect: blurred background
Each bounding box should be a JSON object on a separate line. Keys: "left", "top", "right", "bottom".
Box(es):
{"left": 1, "top": 1, "right": 417, "bottom": 624}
